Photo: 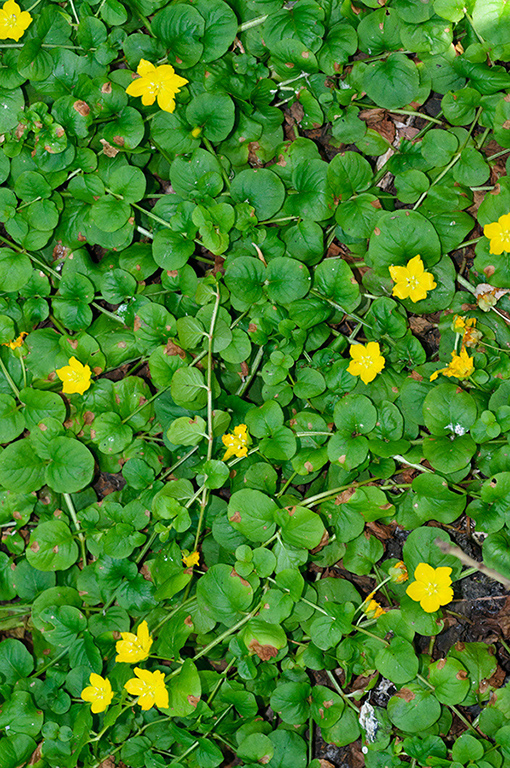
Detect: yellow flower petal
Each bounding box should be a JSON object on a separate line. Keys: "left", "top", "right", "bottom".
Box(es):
{"left": 137, "top": 58, "right": 156, "bottom": 77}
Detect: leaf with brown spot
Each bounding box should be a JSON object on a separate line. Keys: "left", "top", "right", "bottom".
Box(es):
{"left": 248, "top": 639, "right": 278, "bottom": 660}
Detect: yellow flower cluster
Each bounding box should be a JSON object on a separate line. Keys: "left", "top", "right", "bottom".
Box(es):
{"left": 406, "top": 563, "right": 453, "bottom": 613}
{"left": 389, "top": 560, "right": 408, "bottom": 583}
{"left": 389, "top": 255, "right": 436, "bottom": 303}
{"left": 80, "top": 621, "right": 168, "bottom": 713}
{"left": 430, "top": 315, "right": 479, "bottom": 382}
{"left": 362, "top": 592, "right": 385, "bottom": 619}
{"left": 2, "top": 331, "right": 27, "bottom": 350}
{"left": 182, "top": 550, "right": 200, "bottom": 567}
{"left": 222, "top": 423, "right": 250, "bottom": 460}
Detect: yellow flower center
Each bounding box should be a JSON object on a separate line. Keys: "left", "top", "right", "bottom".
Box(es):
{"left": 143, "top": 77, "right": 163, "bottom": 97}
{"left": 500, "top": 227, "right": 510, "bottom": 244}
{"left": 406, "top": 276, "right": 420, "bottom": 290}
{"left": 359, "top": 353, "right": 374, "bottom": 369}
{"left": 425, "top": 582, "right": 439, "bottom": 595}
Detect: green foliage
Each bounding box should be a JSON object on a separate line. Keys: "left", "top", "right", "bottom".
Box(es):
{"left": 0, "top": 1, "right": 509, "bottom": 767}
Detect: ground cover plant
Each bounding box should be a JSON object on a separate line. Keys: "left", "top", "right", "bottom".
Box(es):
{"left": 3, "top": 0, "right": 510, "bottom": 766}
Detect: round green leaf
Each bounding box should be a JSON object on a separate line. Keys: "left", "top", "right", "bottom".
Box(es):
{"left": 27, "top": 520, "right": 78, "bottom": 572}
{"left": 375, "top": 637, "right": 419, "bottom": 685}
{"left": 0, "top": 440, "right": 45, "bottom": 493}
{"left": 265, "top": 257, "right": 311, "bottom": 304}
{"left": 44, "top": 437, "right": 95, "bottom": 493}
{"left": 230, "top": 168, "right": 285, "bottom": 221}
{"left": 387, "top": 684, "right": 441, "bottom": 732}
{"left": 363, "top": 53, "right": 420, "bottom": 109}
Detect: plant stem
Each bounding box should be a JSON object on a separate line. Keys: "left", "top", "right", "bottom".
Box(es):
{"left": 193, "top": 602, "right": 263, "bottom": 662}
{"left": 325, "top": 670, "right": 360, "bottom": 713}
{"left": 63, "top": 493, "right": 87, "bottom": 567}
{"left": 0, "top": 355, "right": 20, "bottom": 398}
{"left": 236, "top": 345, "right": 264, "bottom": 396}
{"left": 193, "top": 285, "right": 221, "bottom": 551}
{"left": 435, "top": 538, "right": 510, "bottom": 590}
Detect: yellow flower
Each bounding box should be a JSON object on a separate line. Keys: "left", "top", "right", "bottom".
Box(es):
{"left": 362, "top": 593, "right": 385, "bottom": 619}
{"left": 191, "top": 127, "right": 202, "bottom": 138}
{"left": 389, "top": 560, "right": 408, "bottom": 584}
{"left": 406, "top": 562, "right": 453, "bottom": 613}
{"left": 124, "top": 667, "right": 169, "bottom": 711}
{"left": 389, "top": 255, "right": 436, "bottom": 303}
{"left": 484, "top": 213, "right": 510, "bottom": 255}
{"left": 347, "top": 341, "right": 385, "bottom": 385}
{"left": 182, "top": 550, "right": 200, "bottom": 567}
{"left": 0, "top": 0, "right": 32, "bottom": 42}
{"left": 222, "top": 424, "right": 250, "bottom": 461}
{"left": 125, "top": 59, "right": 188, "bottom": 113}
{"left": 3, "top": 331, "right": 27, "bottom": 350}
{"left": 81, "top": 673, "right": 114, "bottom": 714}
{"left": 115, "top": 620, "right": 153, "bottom": 664}
{"left": 56, "top": 356, "right": 92, "bottom": 395}
{"left": 429, "top": 347, "right": 474, "bottom": 382}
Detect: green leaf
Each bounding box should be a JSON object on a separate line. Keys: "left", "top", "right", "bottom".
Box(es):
{"left": 230, "top": 168, "right": 285, "bottom": 221}
{"left": 314, "top": 258, "right": 360, "bottom": 311}
{"left": 387, "top": 684, "right": 441, "bottom": 732}
{"left": 285, "top": 159, "right": 334, "bottom": 221}
{"left": 265, "top": 258, "right": 311, "bottom": 304}
{"left": 343, "top": 533, "right": 384, "bottom": 575}
{"left": 0, "top": 248, "right": 32, "bottom": 293}
{"left": 0, "top": 394, "right": 24, "bottom": 443}
{"left": 423, "top": 382, "right": 477, "bottom": 435}
{"left": 0, "top": 691, "right": 43, "bottom": 738}
{"left": 92, "top": 412, "right": 133, "bottom": 454}
{"left": 375, "top": 637, "right": 419, "bottom": 684}
{"left": 192, "top": 0, "right": 238, "bottom": 62}
{"left": 0, "top": 639, "right": 34, "bottom": 685}
{"left": 167, "top": 415, "right": 206, "bottom": 447}
{"left": 196, "top": 563, "right": 253, "bottom": 624}
{"left": 238, "top": 733, "right": 274, "bottom": 764}
{"left": 27, "top": 520, "right": 78, "bottom": 572}
{"left": 0, "top": 88, "right": 24, "bottom": 133}
{"left": 228, "top": 489, "right": 278, "bottom": 542}
{"left": 0, "top": 440, "right": 45, "bottom": 493}
{"left": 270, "top": 682, "right": 311, "bottom": 725}
{"left": 45, "top": 437, "right": 95, "bottom": 493}
{"left": 152, "top": 3, "right": 205, "bottom": 68}
{"left": 186, "top": 93, "right": 235, "bottom": 142}
{"left": 363, "top": 53, "right": 420, "bottom": 110}
{"left": 318, "top": 21, "right": 358, "bottom": 75}
{"left": 167, "top": 659, "right": 201, "bottom": 717}
{"left": 428, "top": 657, "right": 470, "bottom": 705}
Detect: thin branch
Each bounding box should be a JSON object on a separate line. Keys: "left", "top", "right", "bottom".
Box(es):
{"left": 435, "top": 538, "right": 510, "bottom": 591}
